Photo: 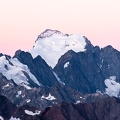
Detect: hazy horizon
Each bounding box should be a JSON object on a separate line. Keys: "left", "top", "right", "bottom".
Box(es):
{"left": 0, "top": 0, "right": 120, "bottom": 55}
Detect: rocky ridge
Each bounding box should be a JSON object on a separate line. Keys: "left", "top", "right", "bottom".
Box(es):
{"left": 0, "top": 29, "right": 120, "bottom": 119}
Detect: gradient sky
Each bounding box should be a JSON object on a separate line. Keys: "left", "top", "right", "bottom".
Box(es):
{"left": 0, "top": 0, "right": 120, "bottom": 56}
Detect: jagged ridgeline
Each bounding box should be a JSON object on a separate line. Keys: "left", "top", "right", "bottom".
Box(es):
{"left": 0, "top": 29, "right": 120, "bottom": 120}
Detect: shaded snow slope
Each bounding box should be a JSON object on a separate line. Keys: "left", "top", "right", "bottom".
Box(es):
{"left": 30, "top": 29, "right": 86, "bottom": 68}
{"left": 0, "top": 55, "right": 41, "bottom": 86}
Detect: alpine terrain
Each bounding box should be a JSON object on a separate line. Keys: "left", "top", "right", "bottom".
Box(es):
{"left": 0, "top": 29, "right": 120, "bottom": 120}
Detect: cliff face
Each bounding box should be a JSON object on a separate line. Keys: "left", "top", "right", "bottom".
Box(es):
{"left": 54, "top": 45, "right": 120, "bottom": 94}
{"left": 39, "top": 95, "right": 120, "bottom": 120}
{"left": 1, "top": 94, "right": 120, "bottom": 120}
{"left": 0, "top": 95, "right": 40, "bottom": 120}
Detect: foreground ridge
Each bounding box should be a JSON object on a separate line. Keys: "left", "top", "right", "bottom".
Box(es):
{"left": 1, "top": 95, "right": 120, "bottom": 120}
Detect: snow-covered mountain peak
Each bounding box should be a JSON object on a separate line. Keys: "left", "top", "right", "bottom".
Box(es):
{"left": 30, "top": 30, "right": 87, "bottom": 68}
{"left": 37, "top": 29, "right": 69, "bottom": 39}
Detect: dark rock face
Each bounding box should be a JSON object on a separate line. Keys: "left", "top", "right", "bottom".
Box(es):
{"left": 54, "top": 50, "right": 103, "bottom": 93}
{"left": 14, "top": 105, "right": 40, "bottom": 120}
{"left": 37, "top": 29, "right": 69, "bottom": 39}
{"left": 0, "top": 61, "right": 84, "bottom": 110}
{"left": 54, "top": 44, "right": 120, "bottom": 94}
{"left": 1, "top": 94, "right": 120, "bottom": 120}
{"left": 97, "top": 46, "right": 120, "bottom": 82}
{"left": 0, "top": 95, "right": 41, "bottom": 120}
{"left": 14, "top": 50, "right": 58, "bottom": 87}
{"left": 0, "top": 82, "right": 83, "bottom": 110}
{"left": 0, "top": 53, "right": 3, "bottom": 57}
{"left": 0, "top": 95, "right": 17, "bottom": 119}
{"left": 39, "top": 95, "right": 120, "bottom": 120}
{"left": 1, "top": 40, "right": 120, "bottom": 112}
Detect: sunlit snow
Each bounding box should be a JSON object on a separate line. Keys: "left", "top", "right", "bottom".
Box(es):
{"left": 30, "top": 30, "right": 86, "bottom": 68}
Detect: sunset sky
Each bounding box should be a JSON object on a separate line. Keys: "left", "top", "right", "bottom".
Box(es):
{"left": 0, "top": 0, "right": 120, "bottom": 56}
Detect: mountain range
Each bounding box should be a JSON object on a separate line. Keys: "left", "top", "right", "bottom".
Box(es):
{"left": 0, "top": 29, "right": 120, "bottom": 120}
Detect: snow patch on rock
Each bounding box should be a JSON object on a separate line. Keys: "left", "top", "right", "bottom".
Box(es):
{"left": 53, "top": 72, "right": 65, "bottom": 85}
{"left": 41, "top": 93, "right": 56, "bottom": 100}
{"left": 2, "top": 83, "right": 10, "bottom": 89}
{"left": 24, "top": 110, "right": 41, "bottom": 116}
{"left": 16, "top": 91, "right": 22, "bottom": 98}
{"left": 105, "top": 76, "right": 120, "bottom": 97}
{"left": 0, "top": 116, "right": 4, "bottom": 120}
{"left": 26, "top": 99, "right": 31, "bottom": 103}
{"left": 20, "top": 83, "right": 32, "bottom": 90}
{"left": 75, "top": 100, "right": 81, "bottom": 104}
{"left": 9, "top": 116, "right": 21, "bottom": 120}
{"left": 64, "top": 62, "right": 70, "bottom": 68}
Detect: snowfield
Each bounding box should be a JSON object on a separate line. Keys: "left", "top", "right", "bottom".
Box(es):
{"left": 30, "top": 29, "right": 86, "bottom": 68}
{"left": 0, "top": 56, "right": 41, "bottom": 87}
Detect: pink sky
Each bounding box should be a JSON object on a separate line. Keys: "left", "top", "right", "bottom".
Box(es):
{"left": 0, "top": 0, "right": 120, "bottom": 56}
